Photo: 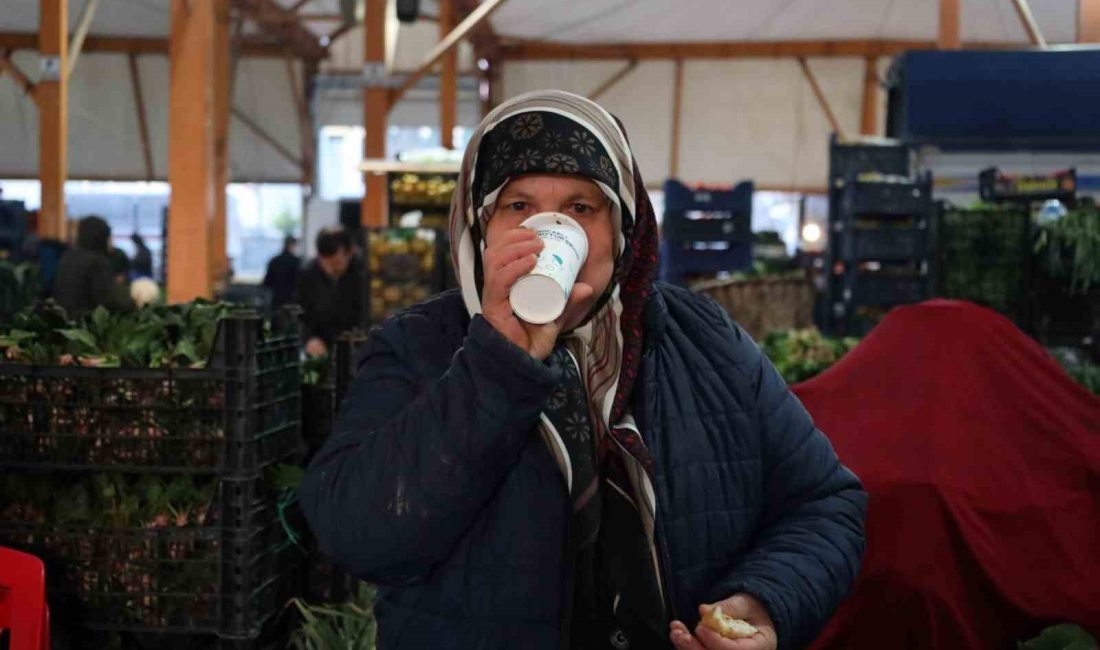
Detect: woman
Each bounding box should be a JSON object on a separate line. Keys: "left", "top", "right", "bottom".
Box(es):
{"left": 300, "top": 91, "right": 866, "bottom": 650}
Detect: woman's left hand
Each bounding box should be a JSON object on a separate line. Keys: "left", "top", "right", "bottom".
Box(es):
{"left": 669, "top": 594, "right": 778, "bottom": 650}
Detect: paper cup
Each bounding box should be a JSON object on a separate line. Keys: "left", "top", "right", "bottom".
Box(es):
{"left": 510, "top": 213, "right": 589, "bottom": 325}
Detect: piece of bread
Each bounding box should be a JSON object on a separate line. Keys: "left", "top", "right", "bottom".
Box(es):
{"left": 700, "top": 604, "right": 759, "bottom": 640}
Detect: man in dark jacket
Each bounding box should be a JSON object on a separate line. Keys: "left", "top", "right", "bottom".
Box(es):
{"left": 297, "top": 228, "right": 362, "bottom": 357}
{"left": 263, "top": 235, "right": 301, "bottom": 310}
{"left": 52, "top": 215, "right": 134, "bottom": 318}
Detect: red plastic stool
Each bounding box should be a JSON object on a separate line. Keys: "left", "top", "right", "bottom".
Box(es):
{"left": 0, "top": 546, "right": 50, "bottom": 650}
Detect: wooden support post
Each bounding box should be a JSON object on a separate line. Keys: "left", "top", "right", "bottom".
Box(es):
{"left": 1081, "top": 0, "right": 1100, "bottom": 41}
{"left": 798, "top": 57, "right": 844, "bottom": 138}
{"left": 213, "top": 0, "right": 231, "bottom": 289}
{"left": 127, "top": 54, "right": 155, "bottom": 180}
{"left": 670, "top": 59, "right": 684, "bottom": 179}
{"left": 439, "top": 0, "right": 457, "bottom": 149}
{"left": 859, "top": 56, "right": 878, "bottom": 136}
{"left": 362, "top": 0, "right": 388, "bottom": 227}
{"left": 938, "top": 0, "right": 961, "bottom": 48}
{"left": 1011, "top": 0, "right": 1048, "bottom": 47}
{"left": 588, "top": 59, "right": 637, "bottom": 101}
{"left": 168, "top": 0, "right": 217, "bottom": 302}
{"left": 39, "top": 0, "right": 68, "bottom": 240}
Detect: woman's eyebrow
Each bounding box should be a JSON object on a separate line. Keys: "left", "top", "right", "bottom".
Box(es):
{"left": 562, "top": 192, "right": 605, "bottom": 203}
{"left": 499, "top": 190, "right": 535, "bottom": 202}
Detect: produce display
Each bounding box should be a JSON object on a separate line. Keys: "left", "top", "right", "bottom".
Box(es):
{"left": 939, "top": 204, "right": 1030, "bottom": 322}
{"left": 0, "top": 300, "right": 235, "bottom": 368}
{"left": 0, "top": 302, "right": 300, "bottom": 471}
{"left": 1035, "top": 204, "right": 1100, "bottom": 292}
{"left": 0, "top": 299, "right": 304, "bottom": 644}
{"left": 389, "top": 172, "right": 457, "bottom": 230}
{"left": 367, "top": 229, "right": 438, "bottom": 322}
{"left": 761, "top": 328, "right": 861, "bottom": 385}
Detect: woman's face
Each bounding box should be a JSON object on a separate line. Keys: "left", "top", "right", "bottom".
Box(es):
{"left": 486, "top": 173, "right": 615, "bottom": 330}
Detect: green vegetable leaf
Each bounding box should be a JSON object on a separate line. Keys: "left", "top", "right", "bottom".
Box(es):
{"left": 57, "top": 328, "right": 100, "bottom": 353}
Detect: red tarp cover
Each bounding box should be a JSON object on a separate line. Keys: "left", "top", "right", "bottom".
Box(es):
{"left": 796, "top": 300, "right": 1100, "bottom": 649}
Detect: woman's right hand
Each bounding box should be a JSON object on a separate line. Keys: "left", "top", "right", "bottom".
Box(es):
{"left": 481, "top": 228, "right": 592, "bottom": 361}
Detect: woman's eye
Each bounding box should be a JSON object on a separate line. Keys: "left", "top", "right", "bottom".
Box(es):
{"left": 507, "top": 201, "right": 527, "bottom": 212}
{"left": 570, "top": 203, "right": 591, "bottom": 215}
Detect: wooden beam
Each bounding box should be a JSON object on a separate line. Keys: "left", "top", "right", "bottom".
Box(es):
{"left": 939, "top": 0, "right": 961, "bottom": 48}
{"left": 0, "top": 49, "right": 37, "bottom": 99}
{"left": 168, "top": 0, "right": 217, "bottom": 302}
{"left": 285, "top": 53, "right": 315, "bottom": 183}
{"left": 1081, "top": 0, "right": 1100, "bottom": 41}
{"left": 798, "top": 57, "right": 844, "bottom": 138}
{"left": 127, "top": 54, "right": 154, "bottom": 180}
{"left": 388, "top": 0, "right": 510, "bottom": 106}
{"left": 228, "top": 0, "right": 327, "bottom": 60}
{"left": 39, "top": 0, "right": 68, "bottom": 241}
{"left": 0, "top": 31, "right": 292, "bottom": 57}
{"left": 232, "top": 106, "right": 303, "bottom": 169}
{"left": 1010, "top": 0, "right": 1048, "bottom": 47}
{"left": 859, "top": 56, "right": 878, "bottom": 136}
{"left": 363, "top": 0, "right": 388, "bottom": 227}
{"left": 499, "top": 38, "right": 982, "bottom": 60}
{"left": 439, "top": 0, "right": 457, "bottom": 149}
{"left": 67, "top": 0, "right": 101, "bottom": 78}
{"left": 670, "top": 59, "right": 684, "bottom": 179}
{"left": 588, "top": 59, "right": 638, "bottom": 101}
{"left": 213, "top": 0, "right": 231, "bottom": 288}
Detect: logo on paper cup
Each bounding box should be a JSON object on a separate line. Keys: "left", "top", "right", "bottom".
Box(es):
{"left": 509, "top": 213, "right": 589, "bottom": 325}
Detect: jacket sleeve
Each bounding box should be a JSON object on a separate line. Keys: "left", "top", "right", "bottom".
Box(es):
{"left": 707, "top": 308, "right": 867, "bottom": 650}
{"left": 295, "top": 274, "right": 317, "bottom": 341}
{"left": 89, "top": 257, "right": 134, "bottom": 312}
{"left": 297, "top": 314, "right": 559, "bottom": 585}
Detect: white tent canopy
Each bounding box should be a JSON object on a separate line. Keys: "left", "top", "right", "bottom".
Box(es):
{"left": 0, "top": 0, "right": 1087, "bottom": 187}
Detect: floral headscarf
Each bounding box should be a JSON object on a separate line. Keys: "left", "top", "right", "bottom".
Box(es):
{"left": 449, "top": 90, "right": 659, "bottom": 471}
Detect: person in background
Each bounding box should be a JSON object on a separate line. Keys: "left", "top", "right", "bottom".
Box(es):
{"left": 108, "top": 246, "right": 131, "bottom": 284}
{"left": 296, "top": 228, "right": 362, "bottom": 357}
{"left": 263, "top": 235, "right": 301, "bottom": 310}
{"left": 131, "top": 233, "right": 154, "bottom": 278}
{"left": 53, "top": 215, "right": 134, "bottom": 318}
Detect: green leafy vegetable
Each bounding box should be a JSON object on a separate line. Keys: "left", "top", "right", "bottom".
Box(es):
{"left": 288, "top": 583, "right": 377, "bottom": 650}
{"left": 1035, "top": 206, "right": 1100, "bottom": 292}
{"left": 762, "top": 328, "right": 860, "bottom": 384}
{"left": 1018, "top": 623, "right": 1098, "bottom": 650}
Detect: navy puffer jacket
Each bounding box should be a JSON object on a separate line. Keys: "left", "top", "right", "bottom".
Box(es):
{"left": 299, "top": 284, "right": 866, "bottom": 650}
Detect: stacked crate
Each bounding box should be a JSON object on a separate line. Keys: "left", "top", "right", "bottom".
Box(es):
{"left": 659, "top": 179, "right": 754, "bottom": 286}
{"left": 825, "top": 136, "right": 937, "bottom": 335}
{"left": 0, "top": 311, "right": 304, "bottom": 649}
{"left": 365, "top": 228, "right": 441, "bottom": 323}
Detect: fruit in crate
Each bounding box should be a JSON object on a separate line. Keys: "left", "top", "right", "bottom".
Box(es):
{"left": 382, "top": 286, "right": 403, "bottom": 303}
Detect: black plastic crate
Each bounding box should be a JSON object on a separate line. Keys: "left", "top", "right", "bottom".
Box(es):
{"left": 829, "top": 135, "right": 910, "bottom": 185}
{"left": 844, "top": 176, "right": 932, "bottom": 217}
{"left": 847, "top": 272, "right": 928, "bottom": 306}
{"left": 0, "top": 313, "right": 302, "bottom": 474}
{"left": 841, "top": 227, "right": 925, "bottom": 261}
{"left": 0, "top": 472, "right": 300, "bottom": 639}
